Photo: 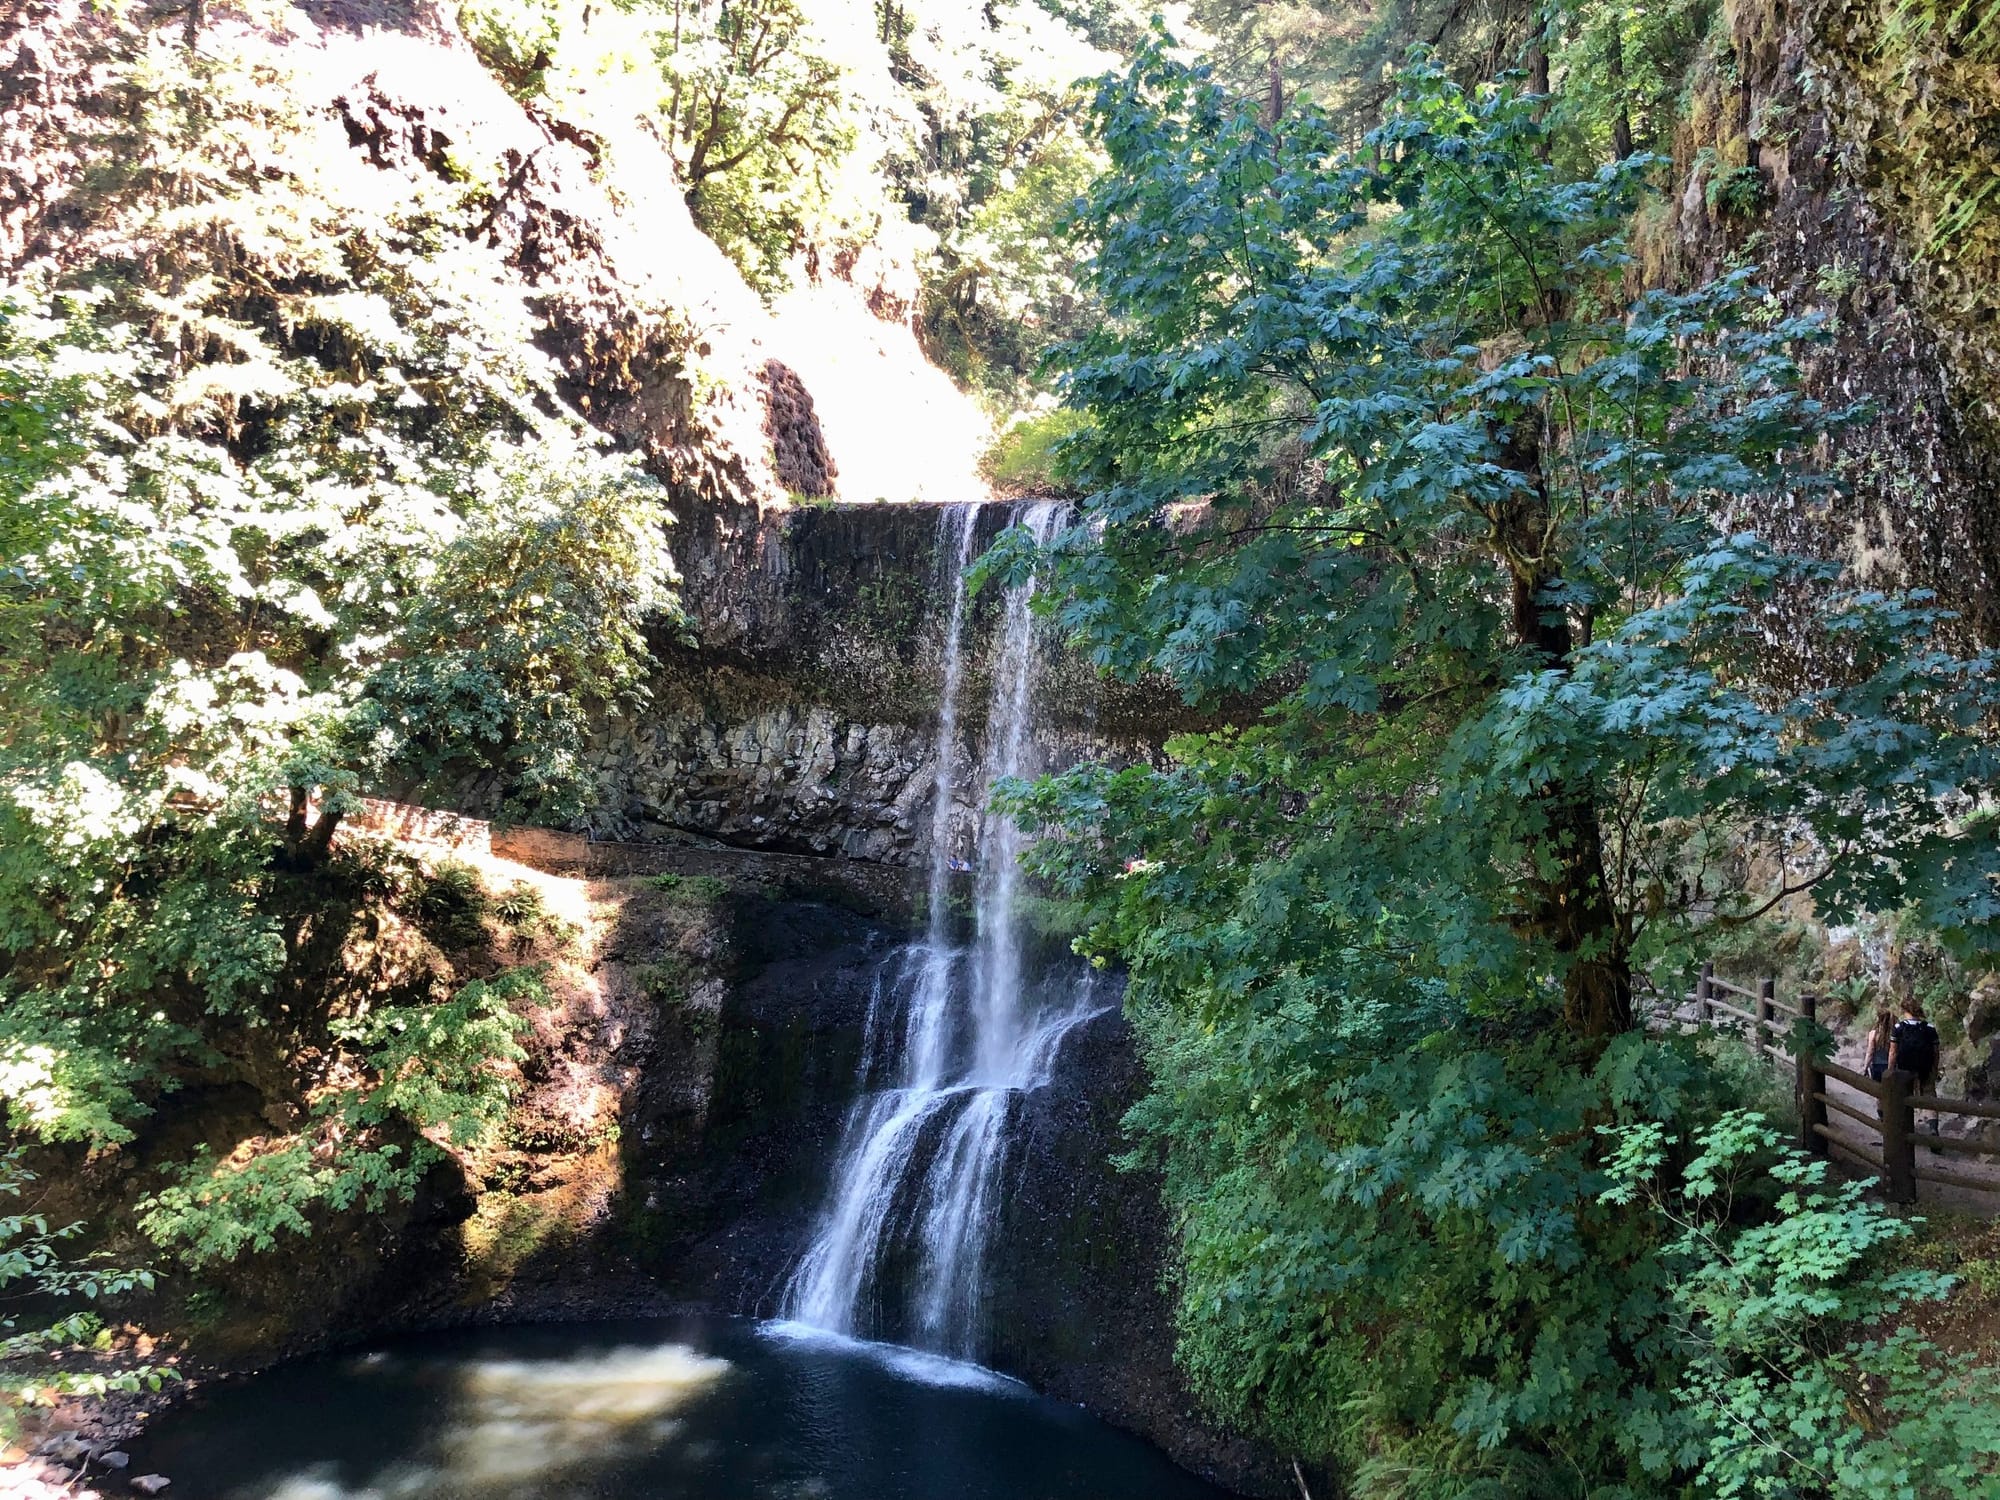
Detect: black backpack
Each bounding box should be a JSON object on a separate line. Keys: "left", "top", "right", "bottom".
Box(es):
{"left": 1892, "top": 1018, "right": 1940, "bottom": 1080}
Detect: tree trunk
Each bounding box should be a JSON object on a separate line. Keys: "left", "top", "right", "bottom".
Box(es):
{"left": 1526, "top": 16, "right": 1553, "bottom": 162}
{"left": 280, "top": 786, "right": 343, "bottom": 872}
{"left": 1606, "top": 22, "right": 1635, "bottom": 161}
{"left": 1493, "top": 424, "right": 1632, "bottom": 1041}
{"left": 299, "top": 806, "right": 342, "bottom": 867}
{"left": 1540, "top": 794, "right": 1631, "bottom": 1038}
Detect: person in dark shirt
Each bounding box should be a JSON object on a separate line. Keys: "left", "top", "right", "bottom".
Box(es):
{"left": 1888, "top": 999, "right": 1942, "bottom": 1142}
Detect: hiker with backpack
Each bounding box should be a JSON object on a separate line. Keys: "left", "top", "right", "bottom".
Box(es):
{"left": 1888, "top": 998, "right": 1943, "bottom": 1141}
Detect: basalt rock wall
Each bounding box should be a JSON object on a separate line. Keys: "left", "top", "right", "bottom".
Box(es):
{"left": 579, "top": 500, "right": 1183, "bottom": 862}
{"left": 1664, "top": 0, "right": 2000, "bottom": 640}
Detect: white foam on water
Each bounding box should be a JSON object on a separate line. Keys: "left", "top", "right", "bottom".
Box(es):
{"left": 261, "top": 1463, "right": 432, "bottom": 1500}
{"left": 758, "top": 1319, "right": 1030, "bottom": 1396}
{"left": 445, "top": 1343, "right": 730, "bottom": 1482}
{"left": 253, "top": 1342, "right": 730, "bottom": 1499}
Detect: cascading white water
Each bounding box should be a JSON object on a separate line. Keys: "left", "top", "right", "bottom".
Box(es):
{"left": 783, "top": 500, "right": 1103, "bottom": 1358}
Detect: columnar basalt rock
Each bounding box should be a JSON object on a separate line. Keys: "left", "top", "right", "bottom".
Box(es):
{"left": 577, "top": 500, "right": 1181, "bottom": 861}
{"left": 760, "top": 359, "right": 839, "bottom": 498}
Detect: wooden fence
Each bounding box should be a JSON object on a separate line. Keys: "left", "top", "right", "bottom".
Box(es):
{"left": 1679, "top": 962, "right": 2000, "bottom": 1205}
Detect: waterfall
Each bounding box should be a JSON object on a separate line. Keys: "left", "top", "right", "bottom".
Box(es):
{"left": 783, "top": 500, "right": 1104, "bottom": 1359}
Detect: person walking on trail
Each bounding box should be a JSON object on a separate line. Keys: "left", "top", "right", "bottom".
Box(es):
{"left": 1865, "top": 1007, "right": 1895, "bottom": 1084}
{"left": 1887, "top": 998, "right": 1943, "bottom": 1143}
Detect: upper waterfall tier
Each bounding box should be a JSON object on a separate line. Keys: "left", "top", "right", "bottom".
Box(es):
{"left": 564, "top": 500, "right": 1222, "bottom": 861}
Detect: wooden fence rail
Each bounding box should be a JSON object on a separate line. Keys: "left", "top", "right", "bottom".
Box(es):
{"left": 1666, "top": 969, "right": 2000, "bottom": 1205}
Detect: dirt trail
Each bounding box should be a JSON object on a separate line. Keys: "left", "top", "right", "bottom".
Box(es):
{"left": 1819, "top": 1037, "right": 2000, "bottom": 1214}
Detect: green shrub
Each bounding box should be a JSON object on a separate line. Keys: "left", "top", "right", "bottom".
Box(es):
{"left": 0, "top": 1150, "right": 172, "bottom": 1440}
{"left": 415, "top": 858, "right": 491, "bottom": 950}
{"left": 493, "top": 881, "right": 577, "bottom": 950}
{"left": 644, "top": 872, "right": 731, "bottom": 904}
{"left": 137, "top": 971, "right": 537, "bottom": 1266}
{"left": 1604, "top": 1111, "right": 2000, "bottom": 1498}
{"left": 1705, "top": 162, "right": 1766, "bottom": 217}
{"left": 981, "top": 409, "right": 1093, "bottom": 495}
{"left": 459, "top": 0, "right": 561, "bottom": 98}
{"left": 1006, "top": 37, "right": 2000, "bottom": 1495}
{"left": 632, "top": 960, "right": 690, "bottom": 1005}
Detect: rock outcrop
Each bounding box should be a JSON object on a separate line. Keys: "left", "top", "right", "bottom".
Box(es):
{"left": 1666, "top": 0, "right": 2000, "bottom": 639}
{"left": 760, "top": 359, "right": 838, "bottom": 498}
{"left": 571, "top": 499, "right": 1193, "bottom": 859}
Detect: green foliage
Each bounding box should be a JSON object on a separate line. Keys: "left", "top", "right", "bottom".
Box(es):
{"left": 989, "top": 39, "right": 2000, "bottom": 1493}
{"left": 913, "top": 76, "right": 1113, "bottom": 397}
{"left": 886, "top": 1, "right": 1136, "bottom": 398}
{"left": 416, "top": 859, "right": 493, "bottom": 951}
{"left": 1705, "top": 160, "right": 1767, "bottom": 217}
{"left": 460, "top": 0, "right": 563, "bottom": 96}
{"left": 1182, "top": 0, "right": 1501, "bottom": 142}
{"left": 136, "top": 969, "right": 536, "bottom": 1266}
{"left": 1604, "top": 1113, "right": 2000, "bottom": 1498}
{"left": 644, "top": 871, "right": 731, "bottom": 903}
{"left": 0, "top": 11, "right": 658, "bottom": 1282}
{"left": 632, "top": 959, "right": 691, "bottom": 1005}
{"left": 470, "top": 0, "right": 874, "bottom": 296}
{"left": 638, "top": 0, "right": 850, "bottom": 291}
{"left": 0, "top": 1151, "right": 172, "bottom": 1440}
{"left": 981, "top": 407, "right": 1092, "bottom": 494}
{"left": 1548, "top": 0, "right": 1716, "bottom": 167}
{"left": 1123, "top": 1019, "right": 1699, "bottom": 1493}
{"left": 461, "top": 0, "right": 1139, "bottom": 393}
{"left": 1012, "top": 890, "right": 1093, "bottom": 943}
{"left": 136, "top": 1138, "right": 419, "bottom": 1269}
{"left": 344, "top": 969, "right": 536, "bottom": 1145}
{"left": 493, "top": 881, "right": 576, "bottom": 949}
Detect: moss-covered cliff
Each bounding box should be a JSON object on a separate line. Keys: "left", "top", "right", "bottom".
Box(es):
{"left": 1658, "top": 0, "right": 1998, "bottom": 634}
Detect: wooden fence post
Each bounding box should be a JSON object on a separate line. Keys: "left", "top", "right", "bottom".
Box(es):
{"left": 1881, "top": 1068, "right": 1918, "bottom": 1204}
{"left": 1797, "top": 992, "right": 1827, "bottom": 1157}
{"left": 1697, "top": 961, "right": 1714, "bottom": 1026}
{"left": 1757, "top": 977, "right": 1776, "bottom": 1062}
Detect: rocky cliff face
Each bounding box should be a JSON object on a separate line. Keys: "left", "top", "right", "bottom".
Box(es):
{"left": 1665, "top": 0, "right": 2000, "bottom": 639}
{"left": 425, "top": 850, "right": 1280, "bottom": 1495}
{"left": 572, "top": 499, "right": 1182, "bottom": 861}
{"left": 0, "top": 0, "right": 993, "bottom": 525}
{"left": 992, "top": 1004, "right": 1283, "bottom": 1491}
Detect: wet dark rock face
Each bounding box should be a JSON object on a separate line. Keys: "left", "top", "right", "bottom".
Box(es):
{"left": 994, "top": 1006, "right": 1284, "bottom": 1496}
{"left": 617, "top": 894, "right": 890, "bottom": 1314}
{"left": 580, "top": 500, "right": 1183, "bottom": 861}
{"left": 474, "top": 875, "right": 1277, "bottom": 1496}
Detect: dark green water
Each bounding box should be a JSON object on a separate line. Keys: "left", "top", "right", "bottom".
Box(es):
{"left": 129, "top": 1316, "right": 1230, "bottom": 1500}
